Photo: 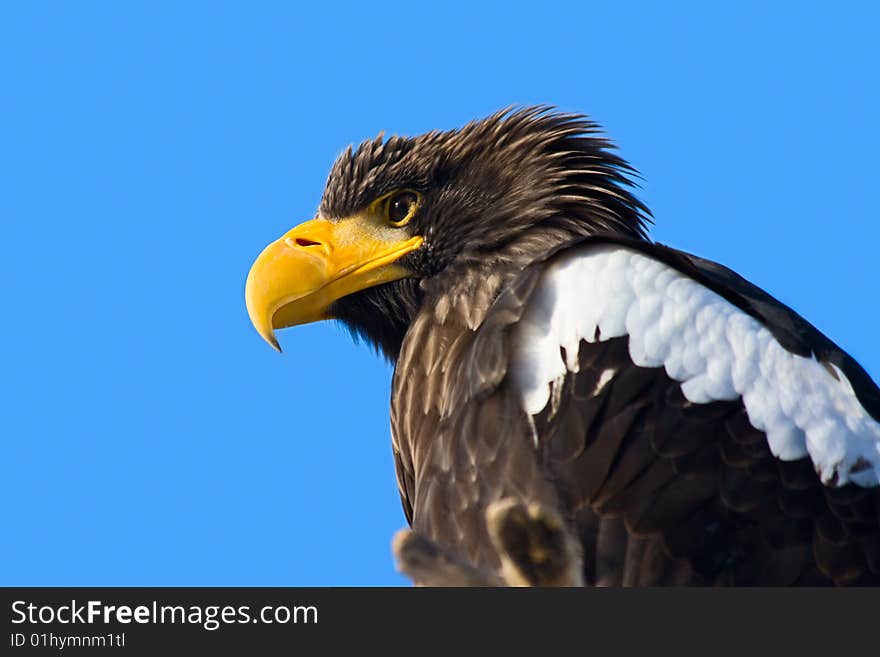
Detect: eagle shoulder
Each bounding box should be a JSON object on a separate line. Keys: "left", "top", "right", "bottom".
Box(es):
{"left": 510, "top": 239, "right": 880, "bottom": 488}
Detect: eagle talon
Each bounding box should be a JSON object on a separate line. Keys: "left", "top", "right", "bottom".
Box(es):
{"left": 486, "top": 499, "right": 583, "bottom": 587}
{"left": 392, "top": 529, "right": 504, "bottom": 587}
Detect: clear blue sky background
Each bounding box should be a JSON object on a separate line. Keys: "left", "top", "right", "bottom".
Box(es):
{"left": 2, "top": 2, "right": 877, "bottom": 586}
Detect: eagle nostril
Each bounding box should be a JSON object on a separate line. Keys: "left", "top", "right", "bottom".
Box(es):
{"left": 294, "top": 237, "right": 322, "bottom": 248}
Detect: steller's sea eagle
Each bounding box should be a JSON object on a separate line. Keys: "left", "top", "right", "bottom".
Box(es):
{"left": 245, "top": 107, "right": 880, "bottom": 586}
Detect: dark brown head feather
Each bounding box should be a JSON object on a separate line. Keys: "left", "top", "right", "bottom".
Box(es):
{"left": 324, "top": 106, "right": 652, "bottom": 359}
{"left": 321, "top": 106, "right": 650, "bottom": 241}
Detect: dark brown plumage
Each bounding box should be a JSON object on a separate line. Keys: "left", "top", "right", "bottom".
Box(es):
{"left": 251, "top": 107, "right": 880, "bottom": 585}
{"left": 388, "top": 235, "right": 880, "bottom": 584}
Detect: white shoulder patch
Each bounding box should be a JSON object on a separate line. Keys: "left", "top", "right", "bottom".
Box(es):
{"left": 509, "top": 245, "right": 880, "bottom": 487}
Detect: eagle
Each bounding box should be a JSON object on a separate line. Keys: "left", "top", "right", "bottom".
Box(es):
{"left": 245, "top": 107, "right": 880, "bottom": 586}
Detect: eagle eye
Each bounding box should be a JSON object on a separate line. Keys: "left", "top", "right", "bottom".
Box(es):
{"left": 385, "top": 191, "right": 419, "bottom": 227}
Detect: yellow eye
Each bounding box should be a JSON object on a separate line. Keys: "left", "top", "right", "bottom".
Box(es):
{"left": 385, "top": 191, "right": 419, "bottom": 226}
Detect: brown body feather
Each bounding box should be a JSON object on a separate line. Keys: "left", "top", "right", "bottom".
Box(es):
{"left": 391, "top": 235, "right": 880, "bottom": 585}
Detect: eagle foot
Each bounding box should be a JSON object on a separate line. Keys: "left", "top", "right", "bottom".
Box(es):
{"left": 392, "top": 529, "right": 504, "bottom": 586}
{"left": 486, "top": 499, "right": 583, "bottom": 587}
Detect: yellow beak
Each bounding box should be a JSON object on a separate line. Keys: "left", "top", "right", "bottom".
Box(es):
{"left": 245, "top": 216, "right": 423, "bottom": 351}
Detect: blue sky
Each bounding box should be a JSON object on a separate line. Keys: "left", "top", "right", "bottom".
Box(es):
{"left": 2, "top": 2, "right": 877, "bottom": 585}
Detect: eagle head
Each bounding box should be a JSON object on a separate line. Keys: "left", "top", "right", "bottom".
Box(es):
{"left": 245, "top": 107, "right": 649, "bottom": 358}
